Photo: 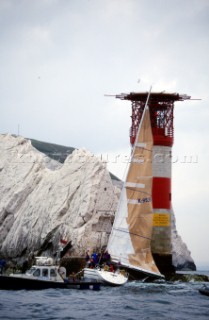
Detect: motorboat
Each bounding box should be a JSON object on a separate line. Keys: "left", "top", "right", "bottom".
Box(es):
{"left": 0, "top": 256, "right": 101, "bottom": 290}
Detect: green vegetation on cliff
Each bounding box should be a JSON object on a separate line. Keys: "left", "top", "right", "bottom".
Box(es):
{"left": 30, "top": 138, "right": 120, "bottom": 181}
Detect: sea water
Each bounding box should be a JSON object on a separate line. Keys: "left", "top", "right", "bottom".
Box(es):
{"left": 0, "top": 271, "right": 209, "bottom": 320}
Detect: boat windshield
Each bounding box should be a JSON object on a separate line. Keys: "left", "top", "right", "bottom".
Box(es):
{"left": 27, "top": 267, "right": 36, "bottom": 274}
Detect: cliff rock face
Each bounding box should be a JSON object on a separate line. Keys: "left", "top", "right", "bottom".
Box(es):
{"left": 0, "top": 134, "right": 117, "bottom": 260}
{"left": 171, "top": 209, "right": 196, "bottom": 270}
{"left": 0, "top": 134, "right": 195, "bottom": 270}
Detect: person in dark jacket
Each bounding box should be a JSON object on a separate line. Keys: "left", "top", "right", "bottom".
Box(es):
{"left": 0, "top": 259, "right": 6, "bottom": 274}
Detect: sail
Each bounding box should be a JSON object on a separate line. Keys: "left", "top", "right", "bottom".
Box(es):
{"left": 107, "top": 96, "right": 163, "bottom": 278}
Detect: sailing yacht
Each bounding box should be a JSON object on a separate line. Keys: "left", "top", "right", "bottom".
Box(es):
{"left": 107, "top": 89, "right": 164, "bottom": 280}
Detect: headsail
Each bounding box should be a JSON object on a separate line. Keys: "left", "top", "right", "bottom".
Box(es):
{"left": 107, "top": 88, "right": 163, "bottom": 278}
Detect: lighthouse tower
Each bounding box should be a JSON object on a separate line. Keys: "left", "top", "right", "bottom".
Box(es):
{"left": 115, "top": 91, "right": 191, "bottom": 273}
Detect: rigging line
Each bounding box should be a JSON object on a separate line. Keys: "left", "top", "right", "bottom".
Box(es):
{"left": 110, "top": 216, "right": 152, "bottom": 222}
{"left": 112, "top": 227, "right": 151, "bottom": 241}
{"left": 112, "top": 251, "right": 151, "bottom": 261}
{"left": 121, "top": 150, "right": 132, "bottom": 182}
{"left": 111, "top": 214, "right": 153, "bottom": 220}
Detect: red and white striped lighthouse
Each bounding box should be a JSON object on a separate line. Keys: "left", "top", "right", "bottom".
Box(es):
{"left": 115, "top": 91, "right": 191, "bottom": 272}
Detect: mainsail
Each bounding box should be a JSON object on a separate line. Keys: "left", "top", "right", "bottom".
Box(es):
{"left": 107, "top": 90, "right": 163, "bottom": 278}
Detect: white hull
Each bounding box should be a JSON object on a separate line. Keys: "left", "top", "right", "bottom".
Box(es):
{"left": 83, "top": 268, "right": 128, "bottom": 286}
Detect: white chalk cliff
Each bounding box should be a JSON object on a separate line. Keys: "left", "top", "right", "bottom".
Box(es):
{"left": 171, "top": 209, "right": 195, "bottom": 270}
{"left": 0, "top": 134, "right": 195, "bottom": 270}
{"left": 0, "top": 134, "right": 118, "bottom": 260}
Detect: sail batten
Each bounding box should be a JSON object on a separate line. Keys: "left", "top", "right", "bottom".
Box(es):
{"left": 135, "top": 142, "right": 147, "bottom": 148}
{"left": 107, "top": 89, "right": 164, "bottom": 278}
{"left": 126, "top": 182, "right": 145, "bottom": 188}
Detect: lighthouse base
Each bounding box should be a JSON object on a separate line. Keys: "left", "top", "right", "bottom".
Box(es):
{"left": 153, "top": 253, "right": 175, "bottom": 277}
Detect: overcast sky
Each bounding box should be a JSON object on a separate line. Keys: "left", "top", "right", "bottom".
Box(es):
{"left": 1, "top": 0, "right": 209, "bottom": 268}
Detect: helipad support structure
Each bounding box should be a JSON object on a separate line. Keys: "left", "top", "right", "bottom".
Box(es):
{"left": 115, "top": 91, "right": 191, "bottom": 273}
